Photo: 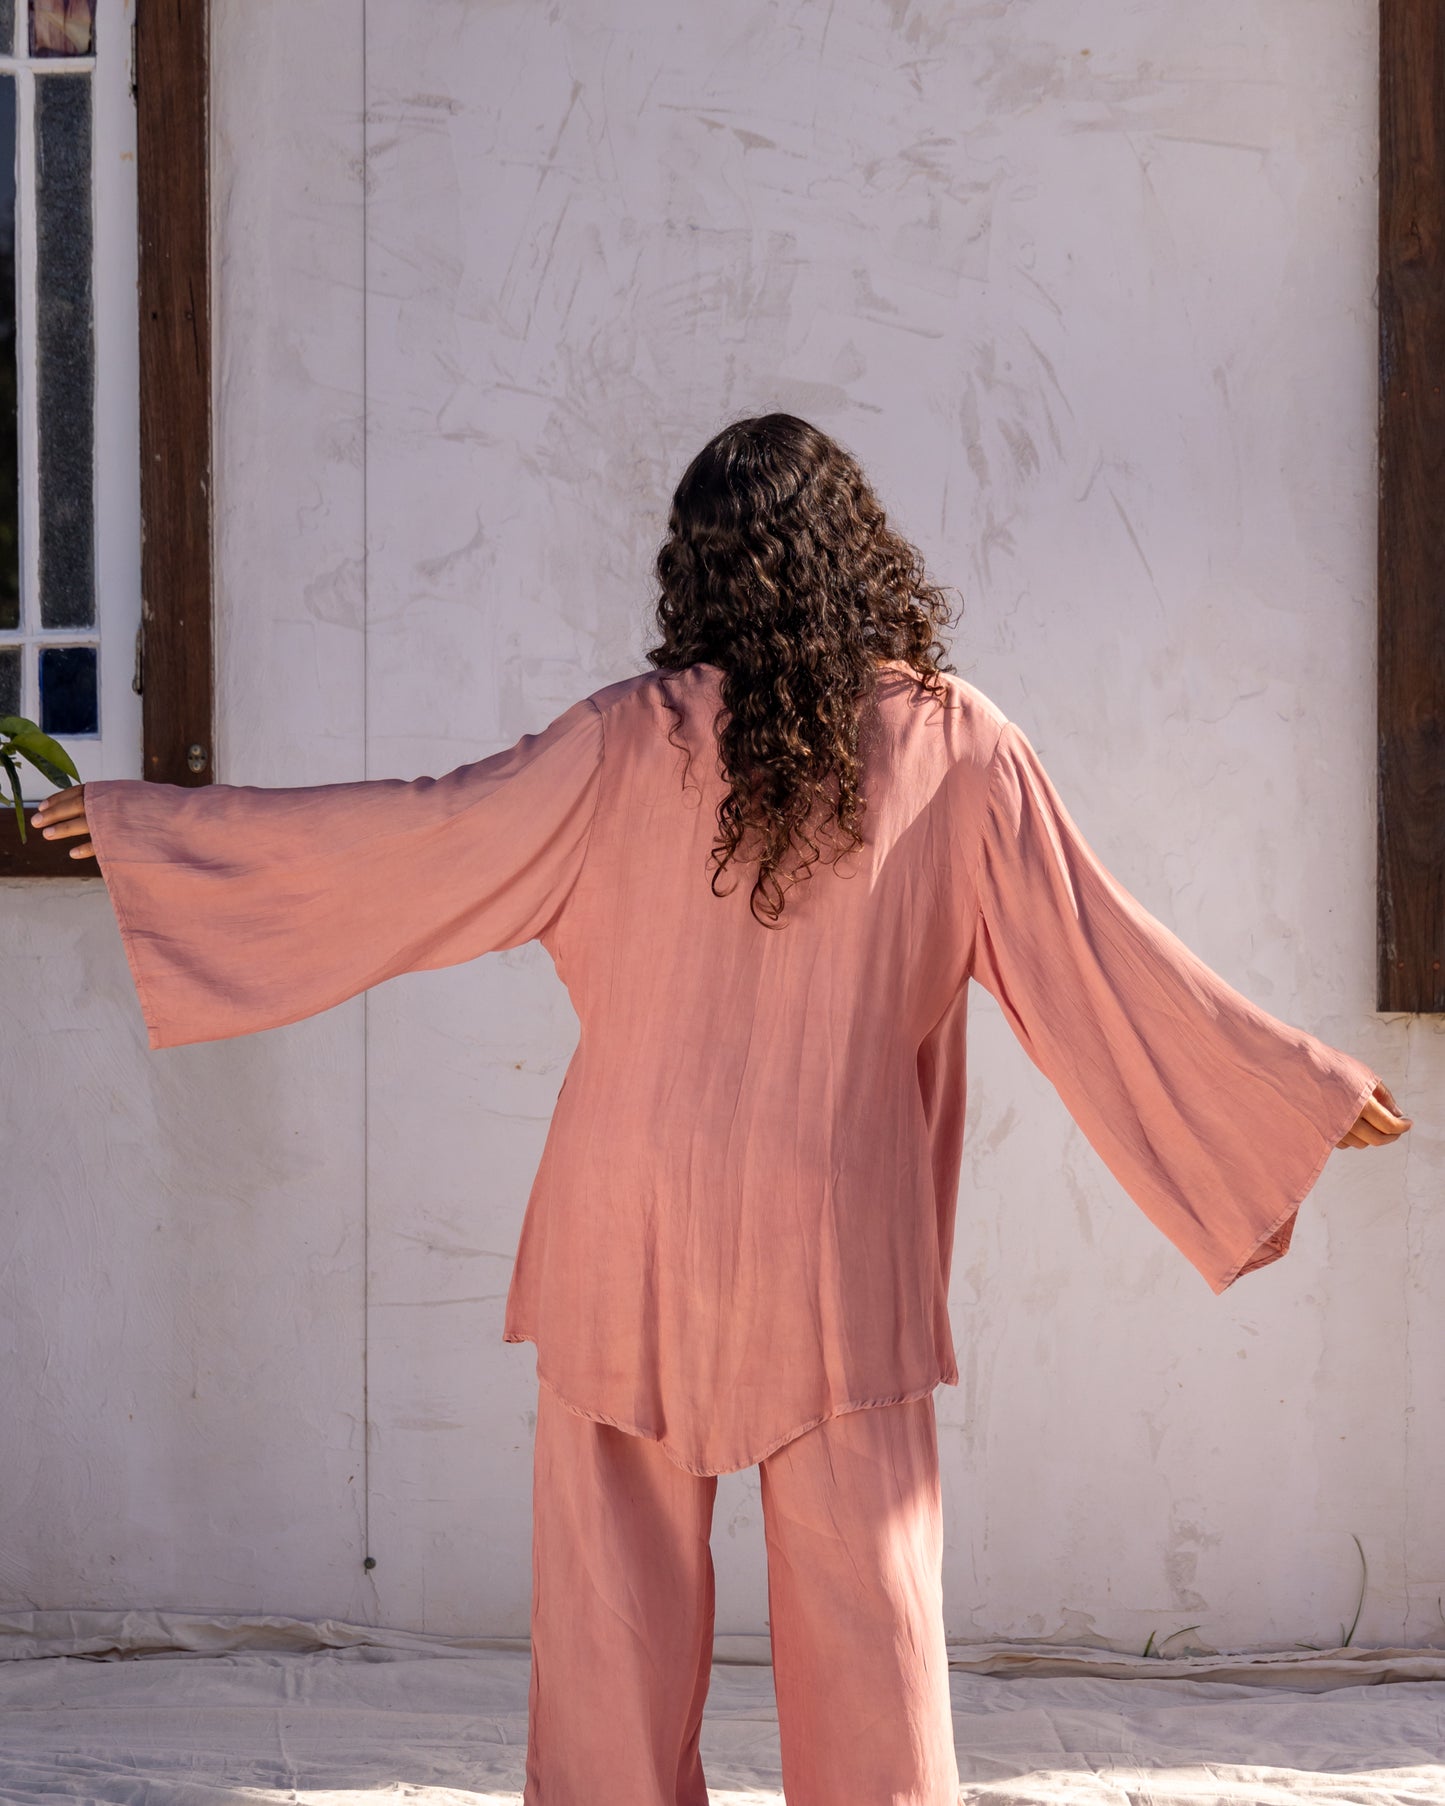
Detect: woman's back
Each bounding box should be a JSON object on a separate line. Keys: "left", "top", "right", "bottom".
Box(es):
{"left": 550, "top": 660, "right": 999, "bottom": 1151}
{"left": 509, "top": 658, "right": 1005, "bottom": 1473}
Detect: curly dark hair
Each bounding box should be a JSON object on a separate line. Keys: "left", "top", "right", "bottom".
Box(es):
{"left": 644, "top": 413, "right": 961, "bottom": 927}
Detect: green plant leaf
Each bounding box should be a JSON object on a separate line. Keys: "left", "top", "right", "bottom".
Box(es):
{"left": 19, "top": 750, "right": 74, "bottom": 789}
{"left": 0, "top": 714, "right": 38, "bottom": 737}
{"left": 0, "top": 751, "right": 25, "bottom": 842}
{"left": 11, "top": 724, "right": 79, "bottom": 784}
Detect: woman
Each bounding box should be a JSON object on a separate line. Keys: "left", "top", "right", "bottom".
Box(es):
{"left": 35, "top": 413, "right": 1410, "bottom": 1806}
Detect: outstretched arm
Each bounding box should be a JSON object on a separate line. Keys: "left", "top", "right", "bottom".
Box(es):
{"left": 968, "top": 719, "right": 1410, "bottom": 1293}
{"left": 35, "top": 693, "right": 605, "bottom": 1050}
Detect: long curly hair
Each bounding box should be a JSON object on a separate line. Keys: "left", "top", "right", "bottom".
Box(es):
{"left": 644, "top": 413, "right": 960, "bottom": 927}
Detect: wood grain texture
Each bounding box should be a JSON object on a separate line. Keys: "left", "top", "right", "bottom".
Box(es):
{"left": 1378, "top": 0, "right": 1445, "bottom": 1010}
{"left": 0, "top": 822, "right": 97, "bottom": 875}
{"left": 135, "top": 0, "right": 212, "bottom": 790}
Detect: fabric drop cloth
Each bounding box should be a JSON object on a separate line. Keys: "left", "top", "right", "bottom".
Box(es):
{"left": 0, "top": 1611, "right": 1443, "bottom": 1803}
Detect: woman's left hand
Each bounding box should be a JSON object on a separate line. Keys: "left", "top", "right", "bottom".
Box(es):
{"left": 1336, "top": 1078, "right": 1412, "bottom": 1149}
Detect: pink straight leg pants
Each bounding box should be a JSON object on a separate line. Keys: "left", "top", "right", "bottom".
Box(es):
{"left": 523, "top": 1378, "right": 959, "bottom": 1806}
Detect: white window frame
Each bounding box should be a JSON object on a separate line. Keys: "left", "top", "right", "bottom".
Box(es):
{"left": 5, "top": 0, "right": 140, "bottom": 800}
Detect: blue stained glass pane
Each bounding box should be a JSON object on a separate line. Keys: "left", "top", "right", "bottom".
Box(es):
{"left": 39, "top": 641, "right": 96, "bottom": 734}
{"left": 35, "top": 73, "right": 94, "bottom": 630}
{"left": 0, "top": 74, "right": 16, "bottom": 632}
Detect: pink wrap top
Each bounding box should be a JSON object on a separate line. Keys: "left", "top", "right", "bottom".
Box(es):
{"left": 83, "top": 661, "right": 1380, "bottom": 1474}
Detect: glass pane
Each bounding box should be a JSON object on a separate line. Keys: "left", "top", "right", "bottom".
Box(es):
{"left": 0, "top": 4, "right": 13, "bottom": 59}
{"left": 35, "top": 73, "right": 93, "bottom": 630}
{"left": 0, "top": 75, "right": 16, "bottom": 632}
{"left": 0, "top": 642, "right": 17, "bottom": 715}
{"left": 39, "top": 642, "right": 95, "bottom": 733}
{"left": 30, "top": 1, "right": 91, "bottom": 57}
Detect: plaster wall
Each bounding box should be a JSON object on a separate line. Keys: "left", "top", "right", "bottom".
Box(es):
{"left": 3, "top": 0, "right": 1438, "bottom": 1653}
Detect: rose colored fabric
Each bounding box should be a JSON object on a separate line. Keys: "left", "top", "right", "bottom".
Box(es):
{"left": 526, "top": 1376, "right": 957, "bottom": 1806}
{"left": 83, "top": 661, "right": 1380, "bottom": 1475}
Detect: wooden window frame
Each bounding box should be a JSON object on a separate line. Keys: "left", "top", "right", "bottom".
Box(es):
{"left": 1378, "top": 0, "right": 1442, "bottom": 1011}
{"left": 5, "top": 0, "right": 211, "bottom": 877}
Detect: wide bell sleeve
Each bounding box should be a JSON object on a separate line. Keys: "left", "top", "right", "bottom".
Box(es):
{"left": 967, "top": 719, "right": 1381, "bottom": 1295}
{"left": 82, "top": 693, "right": 605, "bottom": 1052}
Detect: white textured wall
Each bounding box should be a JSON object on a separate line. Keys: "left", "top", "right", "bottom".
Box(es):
{"left": 3, "top": 0, "right": 1439, "bottom": 1654}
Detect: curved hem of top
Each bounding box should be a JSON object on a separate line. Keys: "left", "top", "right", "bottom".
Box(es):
{"left": 514, "top": 1347, "right": 960, "bottom": 1477}
{"left": 1208, "top": 1062, "right": 1382, "bottom": 1296}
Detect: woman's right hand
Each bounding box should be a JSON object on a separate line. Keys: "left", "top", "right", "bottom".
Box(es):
{"left": 31, "top": 784, "right": 94, "bottom": 860}
{"left": 1337, "top": 1078, "right": 1412, "bottom": 1149}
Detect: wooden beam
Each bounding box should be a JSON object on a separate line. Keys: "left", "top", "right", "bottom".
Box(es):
{"left": 135, "top": 0, "right": 212, "bottom": 790}
{"left": 1378, "top": 0, "right": 1445, "bottom": 1011}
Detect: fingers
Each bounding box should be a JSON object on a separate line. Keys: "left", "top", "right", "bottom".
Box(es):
{"left": 30, "top": 786, "right": 96, "bottom": 859}
{"left": 1368, "top": 1077, "right": 1406, "bottom": 1118}
{"left": 1334, "top": 1079, "right": 1413, "bottom": 1151}
{"left": 1346, "top": 1118, "right": 1402, "bottom": 1148}
{"left": 31, "top": 784, "right": 85, "bottom": 827}
{"left": 1361, "top": 1090, "right": 1412, "bottom": 1135}
{"left": 41, "top": 830, "right": 96, "bottom": 858}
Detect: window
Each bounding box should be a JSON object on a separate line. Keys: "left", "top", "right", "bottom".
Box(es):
{"left": 1, "top": 0, "right": 212, "bottom": 877}
{"left": 1, "top": 3, "right": 135, "bottom": 808}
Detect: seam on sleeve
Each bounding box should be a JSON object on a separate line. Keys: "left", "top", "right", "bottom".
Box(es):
{"left": 961, "top": 718, "right": 1014, "bottom": 972}
{"left": 547, "top": 692, "right": 607, "bottom": 931}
